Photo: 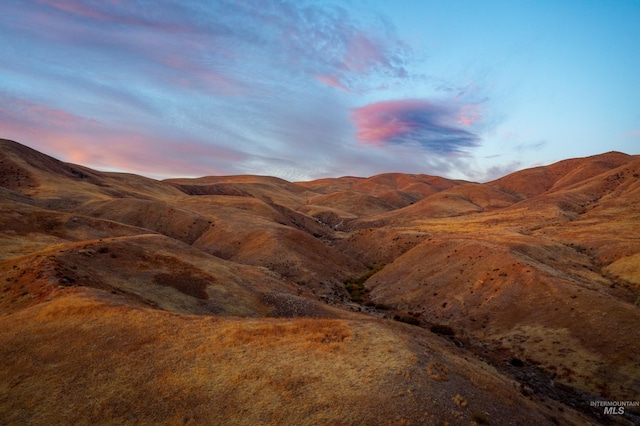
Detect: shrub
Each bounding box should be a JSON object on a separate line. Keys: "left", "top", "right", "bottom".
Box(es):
{"left": 471, "top": 412, "right": 490, "bottom": 424}
{"left": 393, "top": 315, "right": 420, "bottom": 326}
{"left": 452, "top": 394, "right": 467, "bottom": 408}
{"left": 343, "top": 264, "right": 384, "bottom": 303}
{"left": 430, "top": 324, "right": 455, "bottom": 336}
{"left": 509, "top": 358, "right": 525, "bottom": 367}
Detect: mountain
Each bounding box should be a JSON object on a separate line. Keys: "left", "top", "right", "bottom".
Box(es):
{"left": 1, "top": 138, "right": 638, "bottom": 425}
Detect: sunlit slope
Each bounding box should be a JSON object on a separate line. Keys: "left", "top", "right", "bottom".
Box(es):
{"left": 0, "top": 139, "right": 185, "bottom": 204}
{"left": 0, "top": 290, "right": 590, "bottom": 425}
{"left": 353, "top": 156, "right": 640, "bottom": 402}
{"left": 1, "top": 139, "right": 639, "bottom": 424}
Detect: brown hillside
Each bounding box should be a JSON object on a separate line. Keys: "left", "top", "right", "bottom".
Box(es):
{"left": 298, "top": 173, "right": 464, "bottom": 213}
{"left": 306, "top": 190, "right": 399, "bottom": 217}
{"left": 0, "top": 290, "right": 592, "bottom": 426}
{"left": 351, "top": 153, "right": 640, "bottom": 408}
{"left": 295, "top": 175, "right": 363, "bottom": 193}
{"left": 165, "top": 174, "right": 311, "bottom": 209}
{"left": 77, "top": 198, "right": 213, "bottom": 245}
{"left": 488, "top": 151, "right": 633, "bottom": 199}
{"left": 0, "top": 139, "right": 185, "bottom": 205}
{"left": 377, "top": 182, "right": 520, "bottom": 221}
{"left": 1, "top": 139, "right": 639, "bottom": 425}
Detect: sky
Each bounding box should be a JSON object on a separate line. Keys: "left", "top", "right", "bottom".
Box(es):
{"left": 1, "top": 0, "right": 639, "bottom": 182}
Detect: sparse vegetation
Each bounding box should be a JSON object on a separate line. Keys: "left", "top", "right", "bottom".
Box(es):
{"left": 568, "top": 242, "right": 588, "bottom": 254}
{"left": 153, "top": 272, "right": 210, "bottom": 300}
{"left": 2, "top": 140, "right": 639, "bottom": 424}
{"left": 452, "top": 394, "right": 468, "bottom": 407}
{"left": 343, "top": 264, "right": 384, "bottom": 303}
{"left": 426, "top": 360, "right": 449, "bottom": 382}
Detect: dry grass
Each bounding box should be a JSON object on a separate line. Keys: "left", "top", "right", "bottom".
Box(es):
{"left": 490, "top": 325, "right": 640, "bottom": 401}
{"left": 452, "top": 394, "right": 467, "bottom": 408}
{"left": 426, "top": 360, "right": 449, "bottom": 382}
{"left": 0, "top": 290, "right": 413, "bottom": 425}
{"left": 217, "top": 317, "right": 353, "bottom": 352}
{"left": 603, "top": 253, "right": 640, "bottom": 287}
{"left": 0, "top": 290, "right": 589, "bottom": 425}
{"left": 2, "top": 140, "right": 637, "bottom": 425}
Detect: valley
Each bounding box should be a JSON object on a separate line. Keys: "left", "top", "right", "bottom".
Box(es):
{"left": 1, "top": 138, "right": 639, "bottom": 425}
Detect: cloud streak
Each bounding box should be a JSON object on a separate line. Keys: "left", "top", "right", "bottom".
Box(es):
{"left": 0, "top": 93, "right": 248, "bottom": 178}
{"left": 0, "top": 0, "right": 492, "bottom": 181}
{"left": 26, "top": 0, "right": 411, "bottom": 94}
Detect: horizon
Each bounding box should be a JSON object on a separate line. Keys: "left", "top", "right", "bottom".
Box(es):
{"left": 1, "top": 1, "right": 639, "bottom": 182}
{"left": 3, "top": 137, "right": 635, "bottom": 185}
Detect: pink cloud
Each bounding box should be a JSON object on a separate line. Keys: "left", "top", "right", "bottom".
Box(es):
{"left": 314, "top": 75, "right": 351, "bottom": 92}
{"left": 37, "top": 0, "right": 195, "bottom": 34}
{"left": 68, "top": 135, "right": 246, "bottom": 177}
{"left": 351, "top": 103, "right": 412, "bottom": 144}
{"left": 350, "top": 99, "right": 480, "bottom": 153}
{"left": 0, "top": 98, "right": 96, "bottom": 134}
{"left": 147, "top": 47, "right": 246, "bottom": 95}
{"left": 343, "top": 33, "right": 386, "bottom": 72}
{"left": 2, "top": 0, "right": 430, "bottom": 180}
{"left": 231, "top": 2, "right": 410, "bottom": 92}
{"left": 457, "top": 104, "right": 482, "bottom": 127}
{"left": 351, "top": 100, "right": 443, "bottom": 144}
{"left": 0, "top": 96, "right": 247, "bottom": 178}
{"left": 37, "top": 0, "right": 138, "bottom": 24}
{"left": 25, "top": 1, "right": 411, "bottom": 97}
{"left": 12, "top": 129, "right": 246, "bottom": 179}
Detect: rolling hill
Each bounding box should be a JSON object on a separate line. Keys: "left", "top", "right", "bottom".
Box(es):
{"left": 1, "top": 138, "right": 638, "bottom": 425}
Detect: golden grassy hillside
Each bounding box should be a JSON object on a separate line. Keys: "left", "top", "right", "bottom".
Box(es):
{"left": 1, "top": 138, "right": 639, "bottom": 425}
{"left": 0, "top": 290, "right": 592, "bottom": 425}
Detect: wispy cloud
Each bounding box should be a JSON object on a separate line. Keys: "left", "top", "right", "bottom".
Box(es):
{"left": 457, "top": 103, "right": 483, "bottom": 127}
{"left": 0, "top": 92, "right": 247, "bottom": 178}
{"left": 350, "top": 99, "right": 480, "bottom": 153}
{"left": 0, "top": 0, "right": 493, "bottom": 180}
{"left": 26, "top": 0, "right": 411, "bottom": 94}
{"left": 0, "top": 95, "right": 96, "bottom": 132}
{"left": 514, "top": 140, "right": 547, "bottom": 152}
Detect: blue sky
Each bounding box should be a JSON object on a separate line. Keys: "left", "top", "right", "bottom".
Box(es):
{"left": 1, "top": 0, "right": 638, "bottom": 181}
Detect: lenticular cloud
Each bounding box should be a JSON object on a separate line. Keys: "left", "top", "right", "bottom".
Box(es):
{"left": 350, "top": 99, "right": 480, "bottom": 153}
